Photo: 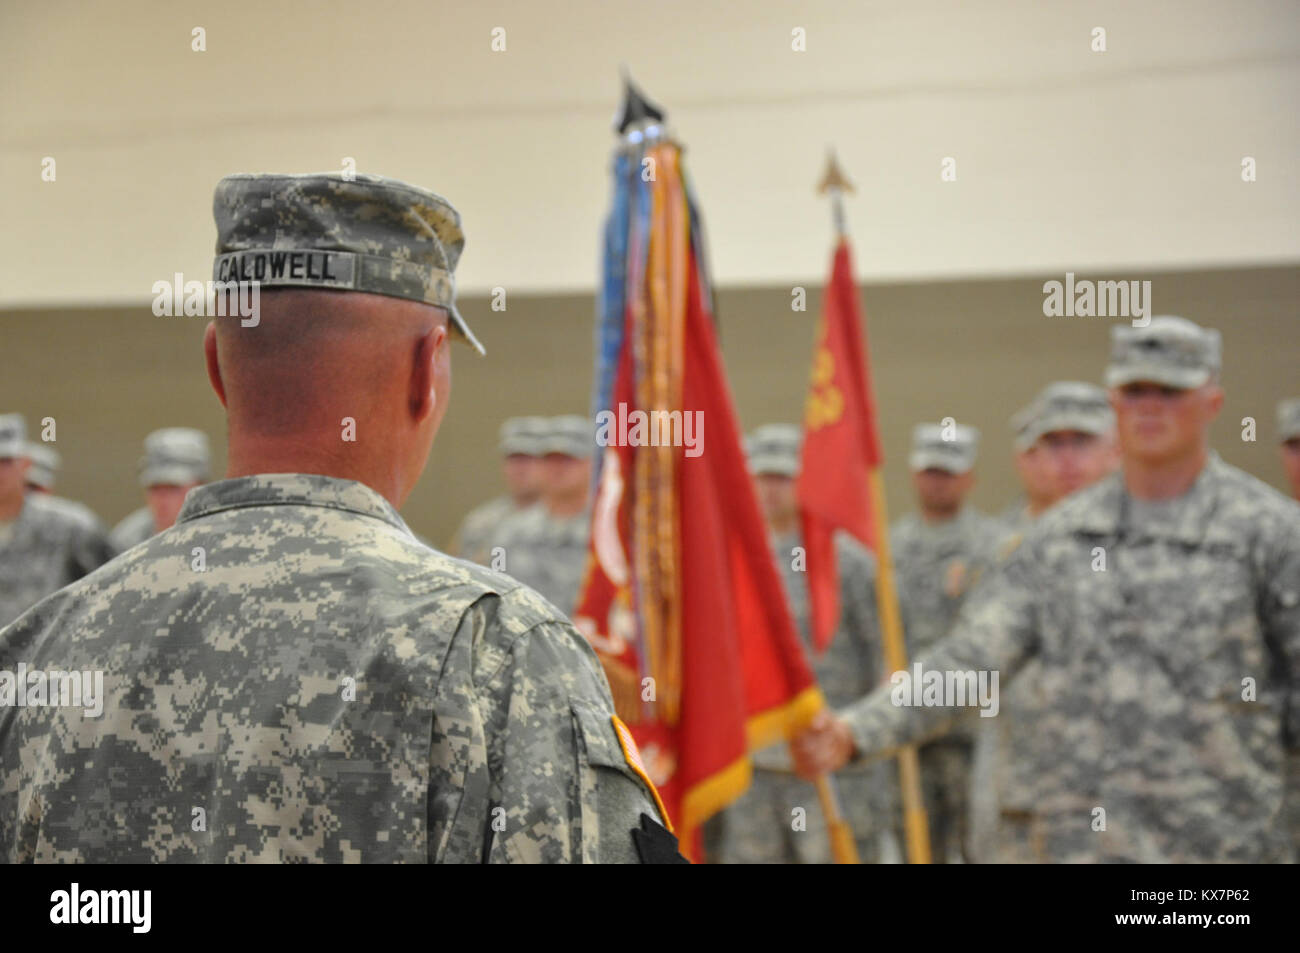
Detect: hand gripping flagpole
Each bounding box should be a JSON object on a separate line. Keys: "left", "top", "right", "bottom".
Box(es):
{"left": 817, "top": 151, "right": 933, "bottom": 865}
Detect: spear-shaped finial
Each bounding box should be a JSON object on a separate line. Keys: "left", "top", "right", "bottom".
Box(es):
{"left": 817, "top": 149, "right": 854, "bottom": 235}
{"left": 614, "top": 68, "right": 666, "bottom": 135}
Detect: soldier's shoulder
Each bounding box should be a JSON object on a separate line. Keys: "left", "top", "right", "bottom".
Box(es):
{"left": 460, "top": 495, "right": 513, "bottom": 529}
{"left": 33, "top": 494, "right": 105, "bottom": 533}
{"left": 832, "top": 529, "right": 877, "bottom": 575}
{"left": 889, "top": 513, "right": 920, "bottom": 544}
{"left": 1211, "top": 458, "right": 1300, "bottom": 518}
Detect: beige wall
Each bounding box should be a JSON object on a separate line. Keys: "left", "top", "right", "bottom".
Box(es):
{"left": 2, "top": 0, "right": 1298, "bottom": 308}
{"left": 5, "top": 264, "right": 1295, "bottom": 544}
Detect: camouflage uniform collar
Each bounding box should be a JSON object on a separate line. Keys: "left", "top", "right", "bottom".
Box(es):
{"left": 176, "top": 474, "right": 412, "bottom": 535}
{"left": 1068, "top": 453, "right": 1226, "bottom": 544}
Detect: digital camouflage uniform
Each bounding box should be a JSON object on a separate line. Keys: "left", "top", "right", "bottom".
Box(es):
{"left": 843, "top": 453, "right": 1300, "bottom": 863}
{"left": 450, "top": 495, "right": 516, "bottom": 565}
{"left": 0, "top": 492, "right": 114, "bottom": 628}
{"left": 448, "top": 416, "right": 547, "bottom": 565}
{"left": 0, "top": 474, "right": 669, "bottom": 862}
{"left": 710, "top": 529, "right": 897, "bottom": 864}
{"left": 0, "top": 172, "right": 675, "bottom": 863}
{"left": 109, "top": 505, "right": 155, "bottom": 554}
{"left": 890, "top": 506, "right": 1002, "bottom": 862}
{"left": 493, "top": 504, "right": 592, "bottom": 618}
{"left": 969, "top": 380, "right": 1116, "bottom": 863}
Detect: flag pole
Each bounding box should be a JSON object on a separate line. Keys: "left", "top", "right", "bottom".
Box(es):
{"left": 817, "top": 150, "right": 933, "bottom": 865}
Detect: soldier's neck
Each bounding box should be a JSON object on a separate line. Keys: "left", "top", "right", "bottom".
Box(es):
{"left": 224, "top": 441, "right": 409, "bottom": 509}
{"left": 1122, "top": 447, "right": 1208, "bottom": 501}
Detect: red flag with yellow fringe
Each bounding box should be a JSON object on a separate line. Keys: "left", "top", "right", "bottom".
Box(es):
{"left": 572, "top": 82, "right": 822, "bottom": 861}
{"left": 796, "top": 236, "right": 883, "bottom": 651}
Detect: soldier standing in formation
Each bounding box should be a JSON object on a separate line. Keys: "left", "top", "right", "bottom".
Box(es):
{"left": 967, "top": 381, "right": 1118, "bottom": 862}
{"left": 0, "top": 415, "right": 113, "bottom": 627}
{"left": 706, "top": 425, "right": 898, "bottom": 863}
{"left": 448, "top": 416, "right": 546, "bottom": 563}
{"left": 492, "top": 415, "right": 594, "bottom": 617}
{"left": 0, "top": 172, "right": 675, "bottom": 864}
{"left": 109, "top": 428, "right": 212, "bottom": 553}
{"left": 889, "top": 422, "right": 1002, "bottom": 862}
{"left": 794, "top": 316, "right": 1300, "bottom": 863}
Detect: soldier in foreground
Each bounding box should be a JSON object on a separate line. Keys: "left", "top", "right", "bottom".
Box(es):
{"left": 967, "top": 381, "right": 1117, "bottom": 862}
{"left": 492, "top": 415, "right": 593, "bottom": 617}
{"left": 109, "top": 428, "right": 212, "bottom": 553}
{"left": 1279, "top": 397, "right": 1300, "bottom": 502}
{"left": 707, "top": 425, "right": 897, "bottom": 863}
{"left": 793, "top": 316, "right": 1300, "bottom": 862}
{"left": 0, "top": 172, "right": 676, "bottom": 864}
{"left": 0, "top": 415, "right": 114, "bottom": 627}
{"left": 448, "top": 416, "right": 546, "bottom": 564}
{"left": 890, "top": 422, "right": 1001, "bottom": 862}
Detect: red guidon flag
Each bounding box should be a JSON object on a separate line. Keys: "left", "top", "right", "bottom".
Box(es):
{"left": 574, "top": 136, "right": 822, "bottom": 861}
{"left": 796, "top": 238, "right": 883, "bottom": 651}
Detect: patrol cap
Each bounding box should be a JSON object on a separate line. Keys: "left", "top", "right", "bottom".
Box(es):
{"left": 140, "top": 428, "right": 211, "bottom": 487}
{"left": 499, "top": 416, "right": 547, "bottom": 457}
{"left": 24, "top": 442, "right": 59, "bottom": 489}
{"left": 212, "top": 172, "right": 484, "bottom": 355}
{"left": 1010, "top": 403, "right": 1040, "bottom": 452}
{"left": 1278, "top": 397, "right": 1300, "bottom": 443}
{"left": 746, "top": 424, "right": 802, "bottom": 477}
{"left": 1104, "top": 316, "right": 1221, "bottom": 390}
{"left": 0, "top": 414, "right": 25, "bottom": 459}
{"left": 541, "top": 415, "right": 594, "bottom": 459}
{"left": 1019, "top": 381, "right": 1114, "bottom": 448}
{"left": 909, "top": 422, "right": 979, "bottom": 474}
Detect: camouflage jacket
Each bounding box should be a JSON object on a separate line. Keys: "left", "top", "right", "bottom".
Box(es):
{"left": 0, "top": 475, "right": 668, "bottom": 863}
{"left": 109, "top": 505, "right": 156, "bottom": 555}
{"left": 448, "top": 495, "right": 517, "bottom": 565}
{"left": 756, "top": 529, "right": 898, "bottom": 825}
{"left": 492, "top": 504, "right": 591, "bottom": 618}
{"left": 0, "top": 492, "right": 114, "bottom": 627}
{"left": 842, "top": 456, "right": 1300, "bottom": 862}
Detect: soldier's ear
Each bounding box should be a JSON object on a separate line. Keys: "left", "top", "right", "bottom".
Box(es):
{"left": 203, "top": 322, "right": 228, "bottom": 408}
{"left": 408, "top": 322, "right": 448, "bottom": 424}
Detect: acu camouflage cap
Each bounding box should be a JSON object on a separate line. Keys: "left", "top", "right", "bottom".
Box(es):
{"left": 24, "top": 442, "right": 59, "bottom": 489}
{"left": 1018, "top": 381, "right": 1114, "bottom": 449}
{"left": 542, "top": 415, "right": 595, "bottom": 459}
{"left": 1105, "top": 315, "right": 1221, "bottom": 390}
{"left": 212, "top": 172, "right": 485, "bottom": 355}
{"left": 1278, "top": 397, "right": 1300, "bottom": 443}
{"left": 140, "top": 427, "right": 211, "bottom": 487}
{"left": 499, "top": 416, "right": 548, "bottom": 457}
{"left": 746, "top": 423, "right": 802, "bottom": 477}
{"left": 0, "top": 414, "right": 25, "bottom": 458}
{"left": 909, "top": 422, "right": 979, "bottom": 473}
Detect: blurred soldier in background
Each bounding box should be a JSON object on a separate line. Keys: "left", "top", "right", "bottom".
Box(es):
{"left": 1279, "top": 397, "right": 1300, "bottom": 501}
{"left": 109, "top": 428, "right": 211, "bottom": 553}
{"left": 23, "top": 440, "right": 112, "bottom": 538}
{"left": 967, "top": 381, "right": 1117, "bottom": 862}
{"left": 706, "top": 424, "right": 897, "bottom": 864}
{"left": 794, "top": 316, "right": 1300, "bottom": 863}
{"left": 0, "top": 172, "right": 672, "bottom": 864}
{"left": 23, "top": 442, "right": 58, "bottom": 495}
{"left": 493, "top": 414, "right": 593, "bottom": 616}
{"left": 889, "top": 422, "right": 1002, "bottom": 862}
{"left": 999, "top": 405, "right": 1060, "bottom": 535}
{"left": 0, "top": 415, "right": 113, "bottom": 626}
{"left": 448, "top": 415, "right": 546, "bottom": 563}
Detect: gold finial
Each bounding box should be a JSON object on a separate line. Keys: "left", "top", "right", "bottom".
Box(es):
{"left": 816, "top": 149, "right": 855, "bottom": 196}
